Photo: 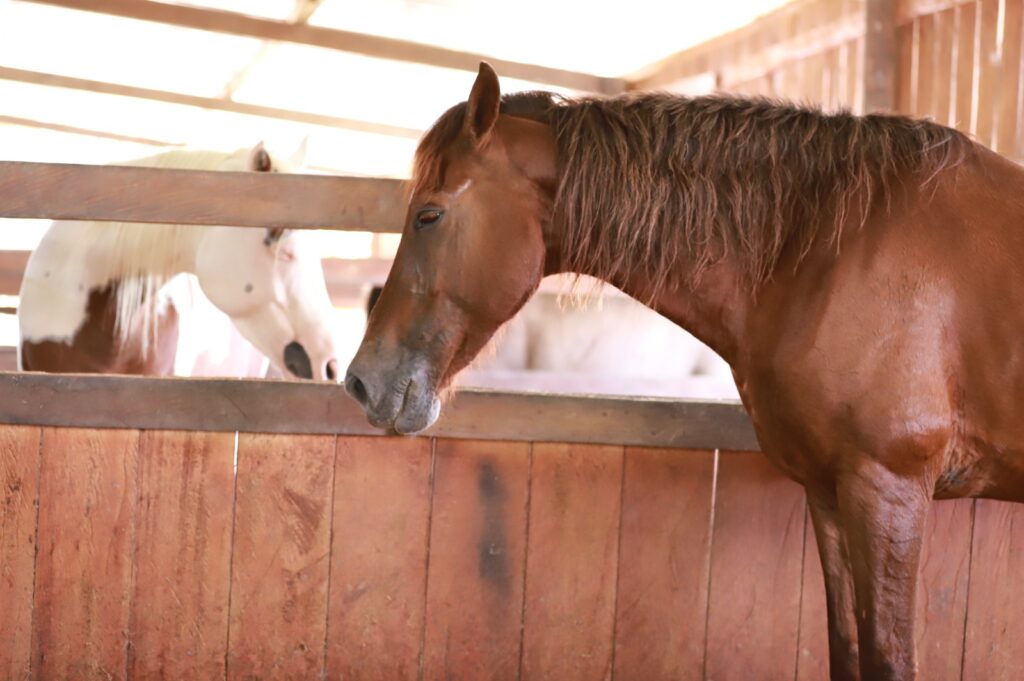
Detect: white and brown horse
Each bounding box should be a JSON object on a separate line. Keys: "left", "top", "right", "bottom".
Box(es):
{"left": 18, "top": 143, "right": 341, "bottom": 380}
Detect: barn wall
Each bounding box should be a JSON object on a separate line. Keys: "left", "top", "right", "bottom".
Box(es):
{"left": 642, "top": 0, "right": 1024, "bottom": 160}
{"left": 2, "top": 422, "right": 1021, "bottom": 681}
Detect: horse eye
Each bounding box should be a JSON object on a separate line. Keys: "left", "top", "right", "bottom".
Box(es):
{"left": 415, "top": 208, "right": 444, "bottom": 231}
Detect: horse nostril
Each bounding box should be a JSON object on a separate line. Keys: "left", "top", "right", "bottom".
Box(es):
{"left": 345, "top": 372, "right": 370, "bottom": 407}
{"left": 283, "top": 341, "right": 313, "bottom": 379}
{"left": 325, "top": 359, "right": 339, "bottom": 381}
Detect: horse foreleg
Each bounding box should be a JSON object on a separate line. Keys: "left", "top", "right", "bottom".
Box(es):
{"left": 837, "top": 462, "right": 930, "bottom": 681}
{"left": 807, "top": 491, "right": 861, "bottom": 681}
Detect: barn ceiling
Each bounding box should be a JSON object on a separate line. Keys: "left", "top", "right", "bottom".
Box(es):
{"left": 0, "top": 0, "right": 793, "bottom": 172}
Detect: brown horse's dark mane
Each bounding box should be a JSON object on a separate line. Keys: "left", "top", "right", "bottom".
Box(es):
{"left": 413, "top": 91, "right": 971, "bottom": 294}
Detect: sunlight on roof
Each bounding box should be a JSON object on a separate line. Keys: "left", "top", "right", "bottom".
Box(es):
{"left": 0, "top": 0, "right": 795, "bottom": 348}
{"left": 233, "top": 44, "right": 580, "bottom": 133}
{"left": 0, "top": 3, "right": 263, "bottom": 97}
{"left": 310, "top": 0, "right": 794, "bottom": 76}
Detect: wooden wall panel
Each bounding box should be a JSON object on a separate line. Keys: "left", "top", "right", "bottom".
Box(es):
{"left": 613, "top": 448, "right": 716, "bottom": 681}
{"left": 897, "top": 22, "right": 916, "bottom": 113}
{"left": 996, "top": 0, "right": 1023, "bottom": 155}
{"left": 520, "top": 443, "right": 623, "bottom": 681}
{"left": 962, "top": 499, "right": 1024, "bottom": 680}
{"left": 227, "top": 433, "right": 336, "bottom": 681}
{"left": 31, "top": 428, "right": 139, "bottom": 681}
{"left": 918, "top": 15, "right": 937, "bottom": 118}
{"left": 953, "top": 2, "right": 977, "bottom": 130}
{"left": 421, "top": 440, "right": 530, "bottom": 681}
{"left": 796, "top": 508, "right": 829, "bottom": 681}
{"left": 0, "top": 426, "right": 40, "bottom": 681}
{"left": 914, "top": 499, "right": 973, "bottom": 680}
{"left": 704, "top": 451, "right": 806, "bottom": 681}
{"left": 130, "top": 430, "right": 235, "bottom": 681}
{"left": 325, "top": 436, "right": 433, "bottom": 681}
{"left": 973, "top": 0, "right": 1000, "bottom": 146}
{"left": 932, "top": 9, "right": 955, "bottom": 125}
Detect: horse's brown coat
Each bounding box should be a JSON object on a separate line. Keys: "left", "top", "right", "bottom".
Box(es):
{"left": 346, "top": 63, "right": 1024, "bottom": 679}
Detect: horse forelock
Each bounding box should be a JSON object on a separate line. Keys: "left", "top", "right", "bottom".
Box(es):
{"left": 413, "top": 90, "right": 973, "bottom": 299}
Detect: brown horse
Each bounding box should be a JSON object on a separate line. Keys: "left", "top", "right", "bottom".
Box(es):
{"left": 345, "top": 63, "right": 1024, "bottom": 680}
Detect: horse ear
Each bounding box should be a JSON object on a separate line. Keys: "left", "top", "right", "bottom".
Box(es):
{"left": 248, "top": 142, "right": 272, "bottom": 172}
{"left": 465, "top": 62, "right": 501, "bottom": 145}
{"left": 264, "top": 226, "right": 285, "bottom": 245}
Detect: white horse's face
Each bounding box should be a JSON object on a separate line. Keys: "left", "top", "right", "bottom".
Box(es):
{"left": 193, "top": 142, "right": 340, "bottom": 381}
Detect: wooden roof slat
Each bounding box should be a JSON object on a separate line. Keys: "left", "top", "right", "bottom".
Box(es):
{"left": 0, "top": 66, "right": 424, "bottom": 139}
{"left": 0, "top": 372, "right": 757, "bottom": 450}
{"left": 22, "top": 0, "right": 625, "bottom": 95}
{"left": 0, "top": 160, "right": 407, "bottom": 231}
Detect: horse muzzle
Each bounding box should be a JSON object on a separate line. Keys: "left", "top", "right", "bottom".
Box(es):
{"left": 345, "top": 353, "right": 441, "bottom": 435}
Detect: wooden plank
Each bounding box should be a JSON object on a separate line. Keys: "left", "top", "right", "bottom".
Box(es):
{"left": 898, "top": 0, "right": 968, "bottom": 23}
{"left": 0, "top": 113, "right": 177, "bottom": 147}
{"left": 325, "top": 436, "right": 433, "bottom": 681}
{"left": 226, "top": 433, "right": 336, "bottom": 680}
{"left": 0, "top": 425, "right": 40, "bottom": 681}
{"left": 914, "top": 499, "right": 973, "bottom": 681}
{"left": 996, "top": 0, "right": 1023, "bottom": 156}
{"left": 973, "top": 0, "right": 1000, "bottom": 146}
{"left": 632, "top": 1, "right": 862, "bottom": 91}
{"left": 953, "top": 2, "right": 977, "bottom": 131}
{"left": 520, "top": 443, "right": 622, "bottom": 681}
{"left": 23, "top": 0, "right": 622, "bottom": 95}
{"left": 0, "top": 250, "right": 393, "bottom": 299}
{"left": 421, "top": 439, "right": 530, "bottom": 681}
{"left": 917, "top": 14, "right": 937, "bottom": 118}
{"left": 31, "top": 427, "right": 139, "bottom": 681}
{"left": 0, "top": 373, "right": 761, "bottom": 451}
{"left": 796, "top": 506, "right": 828, "bottom": 681}
{"left": 129, "top": 430, "right": 235, "bottom": 681}
{"left": 0, "top": 347, "right": 16, "bottom": 372}
{"left": 825, "top": 46, "right": 842, "bottom": 110}
{"left": 932, "top": 9, "right": 955, "bottom": 125}
{"left": 865, "top": 0, "right": 900, "bottom": 111}
{"left": 897, "top": 21, "right": 917, "bottom": 113}
{"left": 962, "top": 499, "right": 1024, "bottom": 679}
{"left": 0, "top": 160, "right": 407, "bottom": 232}
{"left": 613, "top": 447, "right": 716, "bottom": 681}
{"left": 852, "top": 35, "right": 866, "bottom": 113}
{"left": 0, "top": 66, "right": 422, "bottom": 140}
{"left": 704, "top": 451, "right": 805, "bottom": 680}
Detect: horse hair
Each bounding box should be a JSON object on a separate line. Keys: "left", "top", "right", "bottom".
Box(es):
{"left": 413, "top": 91, "right": 972, "bottom": 296}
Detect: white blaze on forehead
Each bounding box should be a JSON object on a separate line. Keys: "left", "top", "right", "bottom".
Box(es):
{"left": 449, "top": 179, "right": 473, "bottom": 200}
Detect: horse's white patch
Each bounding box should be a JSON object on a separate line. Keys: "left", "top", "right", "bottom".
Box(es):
{"left": 17, "top": 146, "right": 341, "bottom": 378}
{"left": 449, "top": 179, "right": 473, "bottom": 200}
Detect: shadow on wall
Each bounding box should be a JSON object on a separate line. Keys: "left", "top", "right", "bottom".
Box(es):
{"left": 365, "top": 285, "right": 739, "bottom": 399}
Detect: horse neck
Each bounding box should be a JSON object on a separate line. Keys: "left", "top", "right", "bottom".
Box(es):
{"left": 545, "top": 239, "right": 751, "bottom": 368}
{"left": 90, "top": 221, "right": 203, "bottom": 283}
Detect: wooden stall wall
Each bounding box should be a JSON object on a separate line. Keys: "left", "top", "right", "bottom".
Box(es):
{"left": 633, "top": 0, "right": 867, "bottom": 111}
{"left": 638, "top": 0, "right": 1024, "bottom": 159}
{"left": 2, "top": 424, "right": 1022, "bottom": 681}
{"left": 897, "top": 0, "right": 1024, "bottom": 158}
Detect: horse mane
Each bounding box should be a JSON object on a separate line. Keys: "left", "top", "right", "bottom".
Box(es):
{"left": 82, "top": 148, "right": 265, "bottom": 353}
{"left": 413, "top": 91, "right": 972, "bottom": 296}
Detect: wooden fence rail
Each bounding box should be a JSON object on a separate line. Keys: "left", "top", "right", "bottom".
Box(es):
{"left": 1, "top": 392, "right": 1022, "bottom": 681}
{"left": 0, "top": 161, "right": 406, "bottom": 232}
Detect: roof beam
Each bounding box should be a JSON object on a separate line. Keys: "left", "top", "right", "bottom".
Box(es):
{"left": 0, "top": 66, "right": 423, "bottom": 139}
{"left": 0, "top": 114, "right": 182, "bottom": 147}
{"left": 22, "top": 0, "right": 624, "bottom": 94}
{"left": 0, "top": 160, "right": 407, "bottom": 231}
